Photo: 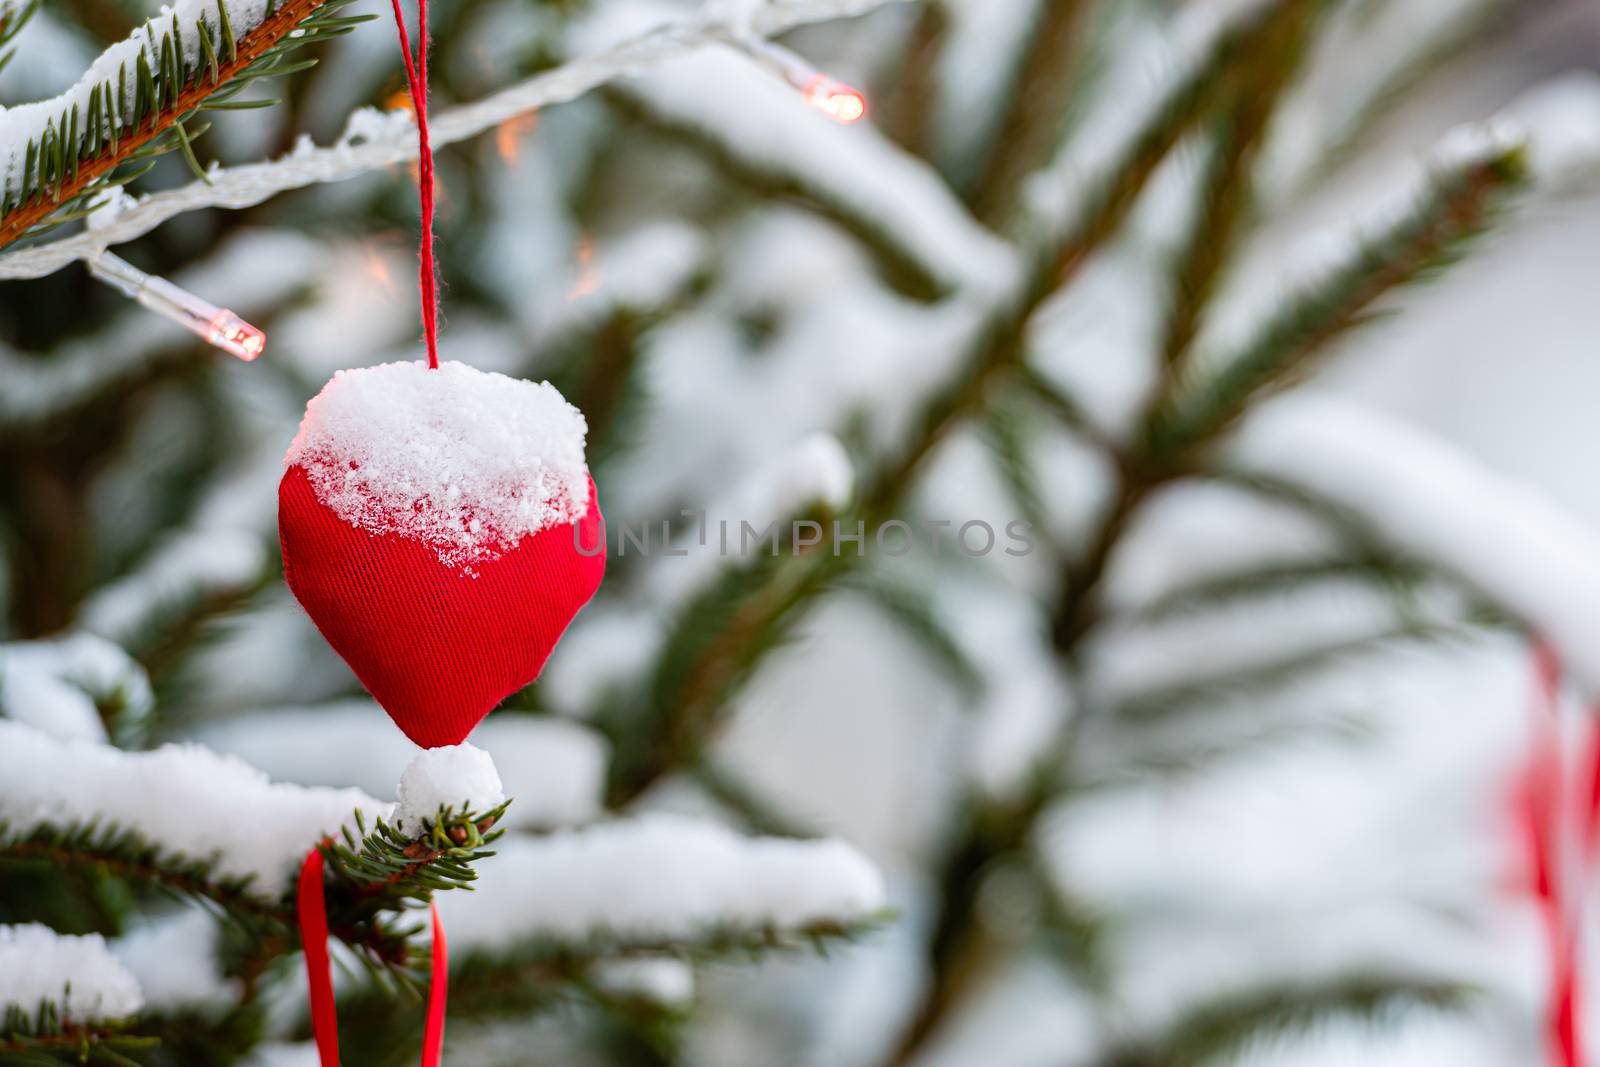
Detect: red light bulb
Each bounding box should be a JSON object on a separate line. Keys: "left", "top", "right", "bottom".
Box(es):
{"left": 802, "top": 75, "right": 867, "bottom": 124}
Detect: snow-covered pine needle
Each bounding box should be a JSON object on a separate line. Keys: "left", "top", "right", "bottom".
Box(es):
{"left": 0, "top": 923, "right": 143, "bottom": 1023}
{"left": 1231, "top": 395, "right": 1600, "bottom": 693}
{"left": 1149, "top": 138, "right": 1529, "bottom": 453}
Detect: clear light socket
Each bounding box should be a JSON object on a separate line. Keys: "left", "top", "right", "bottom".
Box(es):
{"left": 88, "top": 251, "right": 265, "bottom": 361}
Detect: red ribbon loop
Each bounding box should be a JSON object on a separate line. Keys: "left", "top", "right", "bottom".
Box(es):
{"left": 300, "top": 845, "right": 448, "bottom": 1067}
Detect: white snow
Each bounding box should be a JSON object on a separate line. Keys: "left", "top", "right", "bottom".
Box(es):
{"left": 242, "top": 1045, "right": 321, "bottom": 1067}
{"left": 0, "top": 924, "right": 143, "bottom": 1021}
{"left": 0, "top": 633, "right": 152, "bottom": 743}
{"left": 79, "top": 526, "right": 266, "bottom": 643}
{"left": 285, "top": 360, "right": 591, "bottom": 569}
{"left": 1430, "top": 116, "right": 1525, "bottom": 172}
{"left": 438, "top": 814, "right": 885, "bottom": 947}
{"left": 393, "top": 743, "right": 507, "bottom": 834}
{"left": 536, "top": 608, "right": 666, "bottom": 716}
{"left": 1230, "top": 394, "right": 1600, "bottom": 692}
{"left": 581, "top": 222, "right": 709, "bottom": 314}
{"left": 0, "top": 719, "right": 384, "bottom": 896}
{"left": 195, "top": 704, "right": 606, "bottom": 830}
{"left": 114, "top": 909, "right": 234, "bottom": 1010}
{"left": 590, "top": 957, "right": 695, "bottom": 1006}
{"left": 1501, "top": 73, "right": 1600, "bottom": 190}
{"left": 970, "top": 662, "right": 1064, "bottom": 804}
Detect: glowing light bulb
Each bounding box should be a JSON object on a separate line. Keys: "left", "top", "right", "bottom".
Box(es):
{"left": 88, "top": 251, "right": 266, "bottom": 362}
{"left": 208, "top": 310, "right": 267, "bottom": 361}
{"left": 802, "top": 75, "right": 866, "bottom": 124}
{"left": 726, "top": 36, "right": 869, "bottom": 126}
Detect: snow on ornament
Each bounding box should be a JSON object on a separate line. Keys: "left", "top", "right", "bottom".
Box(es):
{"left": 279, "top": 360, "right": 605, "bottom": 749}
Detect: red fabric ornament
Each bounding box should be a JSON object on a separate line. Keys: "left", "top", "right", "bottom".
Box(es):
{"left": 279, "top": 465, "right": 605, "bottom": 748}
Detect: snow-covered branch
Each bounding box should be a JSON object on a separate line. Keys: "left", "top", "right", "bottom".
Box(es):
{"left": 0, "top": 924, "right": 143, "bottom": 1023}
{"left": 0, "top": 718, "right": 381, "bottom": 895}
{"left": 197, "top": 704, "right": 607, "bottom": 831}
{"left": 439, "top": 814, "right": 886, "bottom": 951}
{"left": 0, "top": 0, "right": 906, "bottom": 281}
{"left": 1230, "top": 395, "right": 1600, "bottom": 691}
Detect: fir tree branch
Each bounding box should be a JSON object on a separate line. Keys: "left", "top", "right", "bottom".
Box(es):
{"left": 460, "top": 912, "right": 891, "bottom": 976}
{"left": 1033, "top": 0, "right": 1297, "bottom": 293}
{"left": 1160, "top": 0, "right": 1322, "bottom": 371}
{"left": 886, "top": 59, "right": 1515, "bottom": 1051}
{"left": 603, "top": 87, "right": 950, "bottom": 302}
{"left": 843, "top": 571, "right": 986, "bottom": 699}
{"left": 693, "top": 760, "right": 817, "bottom": 840}
{"left": 875, "top": 0, "right": 947, "bottom": 158}
{"left": 1085, "top": 973, "right": 1471, "bottom": 1067}
{"left": 1076, "top": 708, "right": 1370, "bottom": 790}
{"left": 0, "top": 803, "right": 507, "bottom": 988}
{"left": 864, "top": 0, "right": 1293, "bottom": 517}
{"left": 1107, "top": 619, "right": 1486, "bottom": 725}
{"left": 606, "top": 545, "right": 841, "bottom": 805}
{"left": 1148, "top": 145, "right": 1529, "bottom": 455}
{"left": 1124, "top": 556, "right": 1433, "bottom": 624}
{"left": 0, "top": 1011, "right": 154, "bottom": 1066}
{"left": 1279, "top": 0, "right": 1514, "bottom": 203}
{"left": 969, "top": 0, "right": 1095, "bottom": 225}
{"left": 0, "top": 0, "right": 374, "bottom": 250}
{"left": 326, "top": 914, "right": 886, "bottom": 1057}
{"left": 0, "top": 820, "right": 287, "bottom": 926}
{"left": 606, "top": 0, "right": 1298, "bottom": 815}
{"left": 0, "top": 0, "right": 39, "bottom": 75}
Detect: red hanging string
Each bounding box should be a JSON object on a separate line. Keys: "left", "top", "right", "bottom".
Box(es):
{"left": 388, "top": 0, "right": 439, "bottom": 369}
{"left": 299, "top": 846, "right": 449, "bottom": 1067}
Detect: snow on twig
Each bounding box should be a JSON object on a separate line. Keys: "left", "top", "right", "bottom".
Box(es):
{"left": 113, "top": 909, "right": 233, "bottom": 1011}
{"left": 0, "top": 633, "right": 151, "bottom": 743}
{"left": 0, "top": 923, "right": 143, "bottom": 1021}
{"left": 1230, "top": 395, "right": 1600, "bottom": 691}
{"left": 439, "top": 813, "right": 885, "bottom": 948}
{"left": 392, "top": 743, "right": 505, "bottom": 835}
{"left": 0, "top": 0, "right": 908, "bottom": 281}
{"left": 0, "top": 718, "right": 384, "bottom": 895}
{"left": 196, "top": 704, "right": 608, "bottom": 830}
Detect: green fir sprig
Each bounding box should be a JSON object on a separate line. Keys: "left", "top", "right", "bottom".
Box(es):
{"left": 1148, "top": 145, "right": 1530, "bottom": 455}
{"left": 0, "top": 0, "right": 378, "bottom": 248}
{"left": 1, "top": 1000, "right": 155, "bottom": 1066}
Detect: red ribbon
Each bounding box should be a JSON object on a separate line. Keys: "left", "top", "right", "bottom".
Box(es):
{"left": 299, "top": 846, "right": 448, "bottom": 1066}
{"left": 424, "top": 897, "right": 449, "bottom": 1063}
{"left": 387, "top": 0, "right": 439, "bottom": 370}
